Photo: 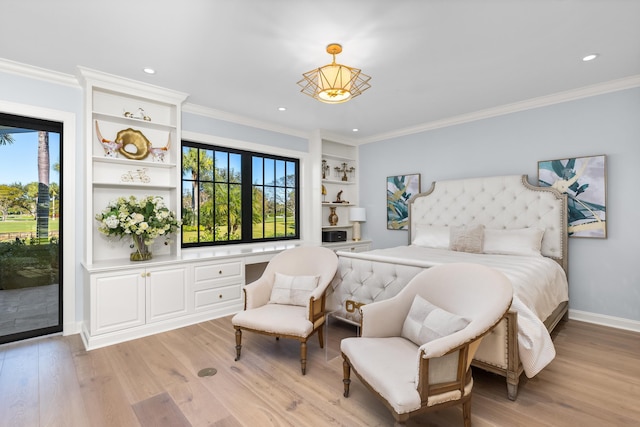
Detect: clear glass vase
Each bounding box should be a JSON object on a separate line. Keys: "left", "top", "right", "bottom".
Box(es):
{"left": 130, "top": 234, "right": 152, "bottom": 261}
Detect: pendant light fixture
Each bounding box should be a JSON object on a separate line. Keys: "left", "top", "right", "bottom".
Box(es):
{"left": 297, "top": 43, "right": 371, "bottom": 104}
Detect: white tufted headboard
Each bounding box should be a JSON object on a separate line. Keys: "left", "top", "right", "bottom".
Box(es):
{"left": 409, "top": 175, "right": 567, "bottom": 272}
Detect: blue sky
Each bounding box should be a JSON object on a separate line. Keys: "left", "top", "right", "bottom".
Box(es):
{"left": 0, "top": 131, "right": 60, "bottom": 186}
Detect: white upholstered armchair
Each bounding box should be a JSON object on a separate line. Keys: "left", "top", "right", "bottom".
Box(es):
{"left": 232, "top": 246, "right": 339, "bottom": 374}
{"left": 341, "top": 263, "right": 513, "bottom": 426}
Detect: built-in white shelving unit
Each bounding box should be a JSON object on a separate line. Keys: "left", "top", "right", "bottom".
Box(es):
{"left": 320, "top": 139, "right": 369, "bottom": 252}
{"left": 79, "top": 67, "right": 188, "bottom": 266}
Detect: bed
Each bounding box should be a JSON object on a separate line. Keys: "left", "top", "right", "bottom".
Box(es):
{"left": 328, "top": 175, "right": 568, "bottom": 400}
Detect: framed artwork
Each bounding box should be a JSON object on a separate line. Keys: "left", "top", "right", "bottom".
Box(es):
{"left": 387, "top": 173, "right": 421, "bottom": 230}
{"left": 538, "top": 154, "right": 607, "bottom": 238}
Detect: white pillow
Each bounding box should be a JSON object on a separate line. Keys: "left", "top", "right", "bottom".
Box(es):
{"left": 412, "top": 225, "right": 450, "bottom": 249}
{"left": 269, "top": 273, "right": 319, "bottom": 306}
{"left": 449, "top": 224, "right": 484, "bottom": 253}
{"left": 483, "top": 228, "right": 544, "bottom": 257}
{"left": 401, "top": 294, "right": 470, "bottom": 346}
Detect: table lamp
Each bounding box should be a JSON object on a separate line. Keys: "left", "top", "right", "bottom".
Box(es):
{"left": 349, "top": 207, "right": 366, "bottom": 241}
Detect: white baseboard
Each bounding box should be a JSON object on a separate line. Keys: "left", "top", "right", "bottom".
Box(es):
{"left": 569, "top": 309, "right": 640, "bottom": 333}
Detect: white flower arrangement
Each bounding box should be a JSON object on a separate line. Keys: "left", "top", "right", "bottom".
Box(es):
{"left": 96, "top": 195, "right": 181, "bottom": 245}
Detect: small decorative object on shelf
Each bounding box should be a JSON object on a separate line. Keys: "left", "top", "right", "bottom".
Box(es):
{"left": 335, "top": 162, "right": 355, "bottom": 182}
{"left": 117, "top": 128, "right": 152, "bottom": 160}
{"left": 121, "top": 168, "right": 151, "bottom": 183}
{"left": 322, "top": 184, "right": 327, "bottom": 202}
{"left": 96, "top": 121, "right": 172, "bottom": 162}
{"left": 149, "top": 138, "right": 171, "bottom": 163}
{"left": 96, "top": 121, "right": 154, "bottom": 161}
{"left": 96, "top": 121, "right": 123, "bottom": 158}
{"left": 333, "top": 190, "right": 348, "bottom": 204}
{"left": 328, "top": 207, "right": 339, "bottom": 226}
{"left": 322, "top": 159, "right": 330, "bottom": 179}
{"left": 123, "top": 107, "right": 152, "bottom": 122}
{"left": 95, "top": 195, "right": 182, "bottom": 261}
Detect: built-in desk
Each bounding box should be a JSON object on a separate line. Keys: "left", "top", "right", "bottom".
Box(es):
{"left": 81, "top": 242, "right": 300, "bottom": 350}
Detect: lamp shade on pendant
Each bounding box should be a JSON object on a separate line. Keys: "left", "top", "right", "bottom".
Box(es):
{"left": 317, "top": 64, "right": 353, "bottom": 103}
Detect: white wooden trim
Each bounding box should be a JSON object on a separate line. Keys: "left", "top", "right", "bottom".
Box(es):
{"left": 0, "top": 99, "right": 78, "bottom": 335}
{"left": 0, "top": 58, "right": 79, "bottom": 87}
{"left": 569, "top": 309, "right": 640, "bottom": 333}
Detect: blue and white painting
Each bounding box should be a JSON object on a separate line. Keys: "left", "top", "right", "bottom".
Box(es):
{"left": 387, "top": 174, "right": 420, "bottom": 230}
{"left": 538, "top": 155, "right": 606, "bottom": 238}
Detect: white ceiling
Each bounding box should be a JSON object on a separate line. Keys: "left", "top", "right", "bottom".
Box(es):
{"left": 2, "top": 0, "right": 639, "bottom": 142}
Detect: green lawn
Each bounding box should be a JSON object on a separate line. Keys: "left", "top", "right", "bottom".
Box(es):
{"left": 0, "top": 217, "right": 59, "bottom": 242}
{"left": 182, "top": 217, "right": 296, "bottom": 243}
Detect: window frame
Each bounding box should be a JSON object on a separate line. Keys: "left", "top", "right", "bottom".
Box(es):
{"left": 0, "top": 111, "right": 64, "bottom": 344}
{"left": 181, "top": 139, "right": 300, "bottom": 247}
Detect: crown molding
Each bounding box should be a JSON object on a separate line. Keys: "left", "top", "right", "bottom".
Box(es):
{"left": 77, "top": 66, "right": 188, "bottom": 105}
{"left": 359, "top": 74, "right": 640, "bottom": 145}
{"left": 0, "top": 57, "right": 79, "bottom": 88}
{"left": 182, "top": 102, "right": 310, "bottom": 140}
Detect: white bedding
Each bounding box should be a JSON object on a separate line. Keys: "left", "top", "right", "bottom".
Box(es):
{"left": 332, "top": 245, "right": 569, "bottom": 377}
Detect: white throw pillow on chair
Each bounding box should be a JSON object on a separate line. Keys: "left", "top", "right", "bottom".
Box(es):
{"left": 269, "top": 272, "right": 319, "bottom": 306}
{"left": 401, "top": 294, "right": 470, "bottom": 346}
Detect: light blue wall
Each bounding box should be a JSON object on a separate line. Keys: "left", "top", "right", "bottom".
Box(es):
{"left": 183, "top": 113, "right": 308, "bottom": 151}
{"left": 359, "top": 87, "right": 640, "bottom": 322}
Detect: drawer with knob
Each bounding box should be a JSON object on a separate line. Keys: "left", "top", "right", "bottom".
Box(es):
{"left": 194, "top": 284, "right": 241, "bottom": 311}
{"left": 194, "top": 261, "right": 243, "bottom": 282}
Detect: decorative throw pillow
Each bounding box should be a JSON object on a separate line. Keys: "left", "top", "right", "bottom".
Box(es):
{"left": 401, "top": 294, "right": 470, "bottom": 346}
{"left": 483, "top": 227, "right": 545, "bottom": 256}
{"left": 269, "top": 273, "right": 319, "bottom": 306}
{"left": 449, "top": 224, "right": 484, "bottom": 253}
{"left": 412, "top": 225, "right": 450, "bottom": 249}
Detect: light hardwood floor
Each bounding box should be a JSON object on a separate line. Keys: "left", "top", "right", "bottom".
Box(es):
{"left": 0, "top": 317, "right": 638, "bottom": 426}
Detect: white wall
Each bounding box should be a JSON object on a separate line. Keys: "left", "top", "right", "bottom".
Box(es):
{"left": 359, "top": 87, "right": 640, "bottom": 324}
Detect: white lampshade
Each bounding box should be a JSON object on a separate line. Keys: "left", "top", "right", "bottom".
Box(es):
{"left": 349, "top": 207, "right": 366, "bottom": 222}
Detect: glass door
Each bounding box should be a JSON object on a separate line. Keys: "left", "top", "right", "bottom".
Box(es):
{"left": 0, "top": 112, "right": 62, "bottom": 344}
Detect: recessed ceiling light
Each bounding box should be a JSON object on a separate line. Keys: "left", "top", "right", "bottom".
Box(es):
{"left": 352, "top": 128, "right": 359, "bottom": 132}
{"left": 143, "top": 67, "right": 156, "bottom": 74}
{"left": 582, "top": 54, "right": 599, "bottom": 62}
{"left": 278, "top": 107, "right": 286, "bottom": 111}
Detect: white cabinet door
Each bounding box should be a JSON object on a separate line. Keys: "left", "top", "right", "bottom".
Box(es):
{"left": 91, "top": 270, "right": 145, "bottom": 335}
{"left": 146, "top": 266, "right": 188, "bottom": 323}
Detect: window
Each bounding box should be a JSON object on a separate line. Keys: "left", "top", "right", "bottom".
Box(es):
{"left": 181, "top": 141, "right": 299, "bottom": 246}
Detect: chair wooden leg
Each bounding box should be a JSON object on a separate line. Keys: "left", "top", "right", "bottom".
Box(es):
{"left": 234, "top": 328, "right": 242, "bottom": 361}
{"left": 318, "top": 324, "right": 325, "bottom": 348}
{"left": 300, "top": 341, "right": 307, "bottom": 375}
{"left": 507, "top": 380, "right": 518, "bottom": 401}
{"left": 342, "top": 358, "right": 351, "bottom": 397}
{"left": 462, "top": 395, "right": 471, "bottom": 427}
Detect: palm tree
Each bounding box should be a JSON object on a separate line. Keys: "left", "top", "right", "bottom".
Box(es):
{"left": 182, "top": 147, "right": 212, "bottom": 225}
{"left": 36, "top": 131, "right": 50, "bottom": 243}
{"left": 0, "top": 133, "right": 15, "bottom": 145}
